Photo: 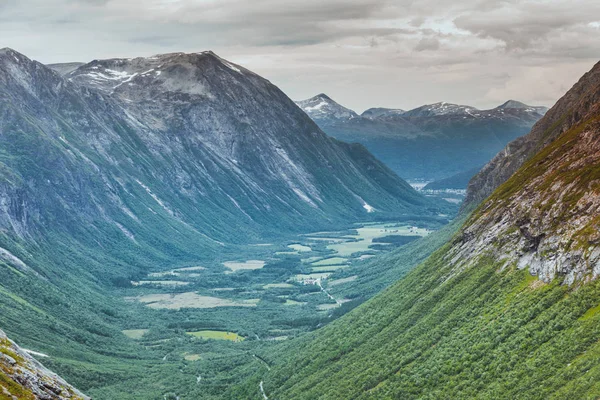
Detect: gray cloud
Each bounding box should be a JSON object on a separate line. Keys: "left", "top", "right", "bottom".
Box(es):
{"left": 0, "top": 0, "right": 598, "bottom": 111}
{"left": 414, "top": 37, "right": 441, "bottom": 52}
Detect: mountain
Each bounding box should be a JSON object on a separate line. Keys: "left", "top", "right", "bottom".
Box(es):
{"left": 0, "top": 48, "right": 449, "bottom": 398}
{"left": 231, "top": 61, "right": 600, "bottom": 400}
{"left": 497, "top": 99, "right": 549, "bottom": 115}
{"left": 361, "top": 107, "right": 405, "bottom": 119}
{"left": 464, "top": 63, "right": 600, "bottom": 208}
{"left": 295, "top": 93, "right": 358, "bottom": 124}
{"left": 298, "top": 95, "right": 546, "bottom": 181}
{"left": 401, "top": 101, "right": 478, "bottom": 117}
{"left": 0, "top": 48, "right": 441, "bottom": 245}
{"left": 47, "top": 62, "right": 85, "bottom": 76}
{"left": 423, "top": 166, "right": 481, "bottom": 191}
{"left": 0, "top": 329, "right": 88, "bottom": 399}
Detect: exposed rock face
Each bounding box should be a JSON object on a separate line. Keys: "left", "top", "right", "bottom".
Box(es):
{"left": 0, "top": 329, "right": 88, "bottom": 399}
{"left": 451, "top": 61, "right": 600, "bottom": 284}
{"left": 464, "top": 61, "right": 600, "bottom": 208}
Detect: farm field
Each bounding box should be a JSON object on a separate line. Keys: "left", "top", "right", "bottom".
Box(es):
{"left": 223, "top": 260, "right": 266, "bottom": 273}
{"left": 186, "top": 330, "right": 245, "bottom": 342}
{"left": 127, "top": 293, "right": 260, "bottom": 309}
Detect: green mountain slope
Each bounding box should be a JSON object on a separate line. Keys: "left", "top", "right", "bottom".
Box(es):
{"left": 233, "top": 61, "right": 600, "bottom": 400}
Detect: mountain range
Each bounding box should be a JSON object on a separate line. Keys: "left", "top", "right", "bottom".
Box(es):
{"left": 238, "top": 60, "right": 600, "bottom": 400}
{"left": 297, "top": 94, "right": 548, "bottom": 183}
{"left": 0, "top": 48, "right": 449, "bottom": 398}
{"left": 0, "top": 48, "right": 443, "bottom": 251}
{"left": 2, "top": 45, "right": 597, "bottom": 400}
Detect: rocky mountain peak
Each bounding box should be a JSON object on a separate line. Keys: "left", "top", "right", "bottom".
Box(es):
{"left": 496, "top": 100, "right": 549, "bottom": 115}
{"left": 66, "top": 50, "right": 252, "bottom": 99}
{"left": 296, "top": 93, "right": 359, "bottom": 124}
{"left": 402, "top": 101, "right": 479, "bottom": 117}
{"left": 361, "top": 107, "right": 406, "bottom": 120}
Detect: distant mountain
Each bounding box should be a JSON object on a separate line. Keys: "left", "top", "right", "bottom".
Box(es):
{"left": 296, "top": 93, "right": 358, "bottom": 124}
{"left": 423, "top": 166, "right": 481, "bottom": 191}
{"left": 298, "top": 94, "right": 547, "bottom": 181}
{"left": 401, "top": 101, "right": 478, "bottom": 117}
{"left": 496, "top": 99, "right": 549, "bottom": 115}
{"left": 243, "top": 60, "right": 600, "bottom": 400}
{"left": 464, "top": 67, "right": 600, "bottom": 208}
{"left": 47, "top": 61, "right": 85, "bottom": 75}
{"left": 361, "top": 107, "right": 405, "bottom": 119}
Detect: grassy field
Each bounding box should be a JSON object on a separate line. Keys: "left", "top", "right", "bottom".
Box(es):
{"left": 311, "top": 257, "right": 348, "bottom": 266}
{"left": 284, "top": 300, "right": 306, "bottom": 306}
{"left": 127, "top": 293, "right": 260, "bottom": 309}
{"left": 183, "top": 353, "right": 202, "bottom": 361}
{"left": 186, "top": 330, "right": 245, "bottom": 342}
{"left": 131, "top": 280, "right": 190, "bottom": 286}
{"left": 223, "top": 260, "right": 266, "bottom": 273}
{"left": 264, "top": 283, "right": 295, "bottom": 289}
{"left": 288, "top": 244, "right": 312, "bottom": 252}
{"left": 311, "top": 265, "right": 349, "bottom": 272}
{"left": 328, "top": 276, "right": 358, "bottom": 286}
{"left": 316, "top": 304, "right": 339, "bottom": 311}
{"left": 326, "top": 224, "right": 430, "bottom": 257}
{"left": 122, "top": 329, "right": 149, "bottom": 340}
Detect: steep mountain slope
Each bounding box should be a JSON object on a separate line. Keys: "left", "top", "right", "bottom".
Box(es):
{"left": 465, "top": 62, "right": 600, "bottom": 208}
{"left": 0, "top": 48, "right": 441, "bottom": 248}
{"left": 233, "top": 62, "right": 600, "bottom": 400}
{"left": 0, "top": 329, "right": 87, "bottom": 399}
{"left": 298, "top": 95, "right": 545, "bottom": 181}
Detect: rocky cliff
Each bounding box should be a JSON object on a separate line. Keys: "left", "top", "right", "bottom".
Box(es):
{"left": 0, "top": 329, "right": 87, "bottom": 400}
{"left": 464, "top": 61, "right": 600, "bottom": 208}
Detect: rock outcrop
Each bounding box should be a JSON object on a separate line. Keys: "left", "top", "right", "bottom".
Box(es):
{"left": 453, "top": 61, "right": 600, "bottom": 284}
{"left": 464, "top": 61, "right": 600, "bottom": 208}
{"left": 0, "top": 329, "right": 88, "bottom": 399}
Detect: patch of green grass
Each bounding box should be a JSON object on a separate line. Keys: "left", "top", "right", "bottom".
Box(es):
{"left": 311, "top": 257, "right": 347, "bottom": 266}
{"left": 186, "top": 330, "right": 244, "bottom": 342}
{"left": 121, "top": 330, "right": 149, "bottom": 340}
{"left": 580, "top": 303, "right": 600, "bottom": 321}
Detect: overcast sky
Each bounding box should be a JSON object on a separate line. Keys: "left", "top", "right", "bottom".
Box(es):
{"left": 1, "top": 0, "right": 599, "bottom": 112}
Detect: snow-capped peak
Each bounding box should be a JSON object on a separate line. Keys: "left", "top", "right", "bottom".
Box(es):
{"left": 296, "top": 94, "right": 358, "bottom": 124}
{"left": 403, "top": 102, "right": 479, "bottom": 117}
{"left": 496, "top": 100, "right": 549, "bottom": 115}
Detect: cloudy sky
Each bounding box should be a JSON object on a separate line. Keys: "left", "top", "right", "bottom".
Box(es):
{"left": 2, "top": 0, "right": 599, "bottom": 112}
